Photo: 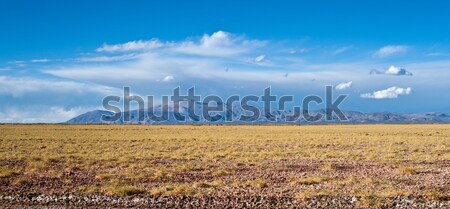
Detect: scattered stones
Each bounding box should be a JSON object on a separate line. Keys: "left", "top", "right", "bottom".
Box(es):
{"left": 0, "top": 194, "right": 449, "bottom": 208}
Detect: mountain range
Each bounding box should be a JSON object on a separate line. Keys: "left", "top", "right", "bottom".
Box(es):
{"left": 67, "top": 103, "right": 450, "bottom": 124}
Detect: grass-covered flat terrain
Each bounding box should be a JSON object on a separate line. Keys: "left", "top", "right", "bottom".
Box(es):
{"left": 0, "top": 124, "right": 449, "bottom": 208}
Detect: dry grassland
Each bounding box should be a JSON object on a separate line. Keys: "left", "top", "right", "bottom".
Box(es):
{"left": 0, "top": 124, "right": 449, "bottom": 208}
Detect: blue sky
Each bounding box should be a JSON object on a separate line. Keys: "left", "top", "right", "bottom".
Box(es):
{"left": 1, "top": 0, "right": 450, "bottom": 122}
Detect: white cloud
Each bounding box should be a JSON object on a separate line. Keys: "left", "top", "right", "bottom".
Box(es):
{"left": 385, "top": 65, "right": 413, "bottom": 76}
{"left": 332, "top": 46, "right": 352, "bottom": 55}
{"left": 161, "top": 75, "right": 174, "bottom": 82}
{"left": 46, "top": 51, "right": 352, "bottom": 85}
{"left": 172, "top": 31, "right": 265, "bottom": 57}
{"left": 8, "top": 60, "right": 26, "bottom": 64}
{"left": 0, "top": 76, "right": 120, "bottom": 97}
{"left": 427, "top": 52, "right": 450, "bottom": 57}
{"left": 97, "top": 39, "right": 164, "bottom": 52}
{"left": 0, "top": 106, "right": 91, "bottom": 123}
{"left": 8, "top": 60, "right": 26, "bottom": 67}
{"left": 95, "top": 31, "right": 265, "bottom": 58}
{"left": 200, "top": 30, "right": 232, "bottom": 48}
{"left": 361, "top": 86, "right": 412, "bottom": 99}
{"left": 76, "top": 54, "right": 139, "bottom": 62}
{"left": 30, "top": 59, "right": 50, "bottom": 63}
{"left": 335, "top": 81, "right": 352, "bottom": 90}
{"left": 0, "top": 76, "right": 122, "bottom": 123}
{"left": 370, "top": 65, "right": 413, "bottom": 76}
{"left": 374, "top": 45, "right": 409, "bottom": 57}
{"left": 254, "top": 54, "right": 266, "bottom": 63}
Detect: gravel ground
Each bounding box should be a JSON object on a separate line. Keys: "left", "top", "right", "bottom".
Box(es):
{"left": 0, "top": 194, "right": 449, "bottom": 208}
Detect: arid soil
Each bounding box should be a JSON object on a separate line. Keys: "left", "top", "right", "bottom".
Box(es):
{"left": 0, "top": 124, "right": 449, "bottom": 208}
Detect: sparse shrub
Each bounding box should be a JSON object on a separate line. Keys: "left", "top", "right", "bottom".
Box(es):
{"left": 194, "top": 182, "right": 213, "bottom": 188}
{"left": 424, "top": 190, "right": 444, "bottom": 201}
{"left": 106, "top": 185, "right": 145, "bottom": 196}
{"left": 26, "top": 161, "right": 46, "bottom": 174}
{"left": 76, "top": 185, "right": 100, "bottom": 194}
{"left": 150, "top": 186, "right": 171, "bottom": 196}
{"left": 378, "top": 189, "right": 410, "bottom": 198}
{"left": 248, "top": 179, "right": 268, "bottom": 188}
{"left": 397, "top": 166, "right": 418, "bottom": 175}
{"left": 171, "top": 184, "right": 197, "bottom": 196}
{"left": 95, "top": 173, "right": 114, "bottom": 181}
{"left": 211, "top": 169, "right": 230, "bottom": 177}
{"left": 322, "top": 163, "right": 337, "bottom": 171}
{"left": 153, "top": 169, "right": 173, "bottom": 180}
{"left": 45, "top": 157, "right": 62, "bottom": 164}
{"left": 296, "top": 190, "right": 316, "bottom": 201}
{"left": 356, "top": 195, "right": 383, "bottom": 208}
{"left": 233, "top": 179, "right": 268, "bottom": 189}
{"left": 30, "top": 156, "right": 43, "bottom": 162}
{"left": 150, "top": 184, "right": 197, "bottom": 196}
{"left": 295, "top": 190, "right": 329, "bottom": 201}
{"left": 0, "top": 168, "right": 20, "bottom": 178}
{"left": 177, "top": 164, "right": 191, "bottom": 172}
{"left": 13, "top": 177, "right": 29, "bottom": 185}
{"left": 291, "top": 176, "right": 328, "bottom": 185}
{"left": 210, "top": 180, "right": 225, "bottom": 187}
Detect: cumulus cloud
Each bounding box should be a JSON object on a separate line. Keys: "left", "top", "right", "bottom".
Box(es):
{"left": 335, "top": 81, "right": 352, "bottom": 90}
{"left": 374, "top": 45, "right": 409, "bottom": 57}
{"left": 161, "top": 75, "right": 174, "bottom": 82}
{"left": 361, "top": 86, "right": 412, "bottom": 99}
{"left": 200, "top": 30, "right": 232, "bottom": 48}
{"left": 173, "top": 31, "right": 265, "bottom": 57}
{"left": 370, "top": 65, "right": 413, "bottom": 76}
{"left": 97, "top": 39, "right": 164, "bottom": 52}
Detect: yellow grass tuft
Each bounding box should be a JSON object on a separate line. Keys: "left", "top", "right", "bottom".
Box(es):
{"left": 0, "top": 168, "right": 20, "bottom": 178}
{"left": 290, "top": 176, "right": 329, "bottom": 185}
{"left": 106, "top": 185, "right": 146, "bottom": 196}
{"left": 150, "top": 184, "right": 198, "bottom": 196}
{"left": 397, "top": 166, "right": 418, "bottom": 175}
